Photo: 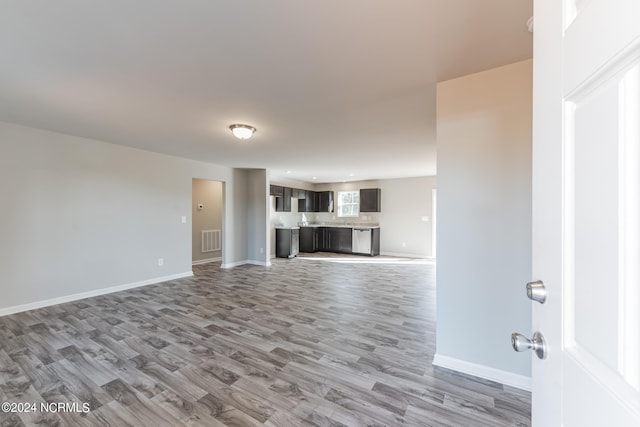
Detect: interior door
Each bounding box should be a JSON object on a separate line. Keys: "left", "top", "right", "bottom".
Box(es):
{"left": 532, "top": 0, "right": 640, "bottom": 425}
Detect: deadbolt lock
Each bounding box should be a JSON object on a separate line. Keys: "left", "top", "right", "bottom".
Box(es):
{"left": 526, "top": 280, "right": 547, "bottom": 304}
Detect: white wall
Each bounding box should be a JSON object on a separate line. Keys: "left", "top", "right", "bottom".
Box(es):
{"left": 435, "top": 59, "right": 533, "bottom": 386}
{"left": 0, "top": 122, "right": 264, "bottom": 314}
{"left": 247, "top": 169, "right": 270, "bottom": 265}
{"left": 192, "top": 179, "right": 223, "bottom": 263}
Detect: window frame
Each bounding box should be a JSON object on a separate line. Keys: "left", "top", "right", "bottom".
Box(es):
{"left": 336, "top": 190, "right": 360, "bottom": 218}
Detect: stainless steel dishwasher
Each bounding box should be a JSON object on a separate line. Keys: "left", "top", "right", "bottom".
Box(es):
{"left": 352, "top": 227, "right": 372, "bottom": 255}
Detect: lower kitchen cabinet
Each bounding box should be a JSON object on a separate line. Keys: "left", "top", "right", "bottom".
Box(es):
{"left": 325, "top": 227, "right": 352, "bottom": 253}
{"left": 299, "top": 226, "right": 378, "bottom": 256}
{"left": 371, "top": 228, "right": 380, "bottom": 256}
{"left": 299, "top": 227, "right": 314, "bottom": 252}
{"left": 276, "top": 228, "right": 299, "bottom": 258}
{"left": 300, "top": 227, "right": 323, "bottom": 252}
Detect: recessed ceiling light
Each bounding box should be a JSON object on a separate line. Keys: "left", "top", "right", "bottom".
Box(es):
{"left": 229, "top": 124, "right": 256, "bottom": 140}
{"left": 312, "top": 176, "right": 317, "bottom": 180}
{"left": 349, "top": 173, "right": 355, "bottom": 177}
{"left": 286, "top": 171, "right": 292, "bottom": 174}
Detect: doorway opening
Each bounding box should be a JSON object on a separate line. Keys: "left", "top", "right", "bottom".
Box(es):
{"left": 192, "top": 179, "right": 224, "bottom": 266}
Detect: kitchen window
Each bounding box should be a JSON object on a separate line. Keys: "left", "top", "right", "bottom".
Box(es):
{"left": 337, "top": 191, "right": 359, "bottom": 217}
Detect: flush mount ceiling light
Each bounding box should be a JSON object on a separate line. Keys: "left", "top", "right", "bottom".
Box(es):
{"left": 229, "top": 124, "right": 256, "bottom": 140}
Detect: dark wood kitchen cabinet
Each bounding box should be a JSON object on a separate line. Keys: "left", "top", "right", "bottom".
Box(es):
{"left": 299, "top": 227, "right": 314, "bottom": 252}
{"left": 325, "top": 227, "right": 352, "bottom": 253}
{"left": 299, "top": 227, "right": 323, "bottom": 252}
{"left": 371, "top": 228, "right": 380, "bottom": 256}
{"left": 270, "top": 185, "right": 284, "bottom": 197}
{"left": 275, "top": 187, "right": 292, "bottom": 212}
{"left": 297, "top": 190, "right": 332, "bottom": 213}
{"left": 301, "top": 227, "right": 350, "bottom": 253}
{"left": 316, "top": 191, "right": 334, "bottom": 213}
{"left": 301, "top": 226, "right": 378, "bottom": 255}
{"left": 359, "top": 188, "right": 381, "bottom": 212}
{"left": 299, "top": 190, "right": 316, "bottom": 212}
{"left": 276, "top": 228, "right": 299, "bottom": 258}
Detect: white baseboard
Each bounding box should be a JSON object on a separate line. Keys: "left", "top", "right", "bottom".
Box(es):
{"left": 192, "top": 257, "right": 221, "bottom": 266}
{"left": 246, "top": 260, "right": 271, "bottom": 267}
{"left": 432, "top": 353, "right": 531, "bottom": 391}
{"left": 380, "top": 251, "right": 432, "bottom": 259}
{"left": 221, "top": 260, "right": 248, "bottom": 268}
{"left": 0, "top": 271, "right": 193, "bottom": 318}
{"left": 221, "top": 259, "right": 271, "bottom": 269}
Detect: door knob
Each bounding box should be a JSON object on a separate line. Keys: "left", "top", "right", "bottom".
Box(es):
{"left": 511, "top": 331, "right": 547, "bottom": 359}
{"left": 526, "top": 280, "right": 547, "bottom": 304}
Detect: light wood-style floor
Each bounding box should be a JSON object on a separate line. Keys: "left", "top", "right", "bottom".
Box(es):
{"left": 0, "top": 254, "right": 530, "bottom": 426}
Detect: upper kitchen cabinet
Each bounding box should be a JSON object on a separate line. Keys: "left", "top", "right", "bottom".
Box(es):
{"left": 271, "top": 186, "right": 333, "bottom": 213}
{"left": 316, "top": 191, "right": 334, "bottom": 213}
{"left": 299, "top": 190, "right": 316, "bottom": 212}
{"left": 270, "top": 185, "right": 284, "bottom": 197}
{"left": 275, "top": 186, "right": 292, "bottom": 212}
{"left": 359, "top": 188, "right": 381, "bottom": 212}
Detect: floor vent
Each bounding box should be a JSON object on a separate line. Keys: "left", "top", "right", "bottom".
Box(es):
{"left": 201, "top": 229, "right": 221, "bottom": 253}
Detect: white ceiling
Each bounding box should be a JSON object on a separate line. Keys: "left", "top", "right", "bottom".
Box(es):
{"left": 0, "top": 0, "right": 532, "bottom": 183}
